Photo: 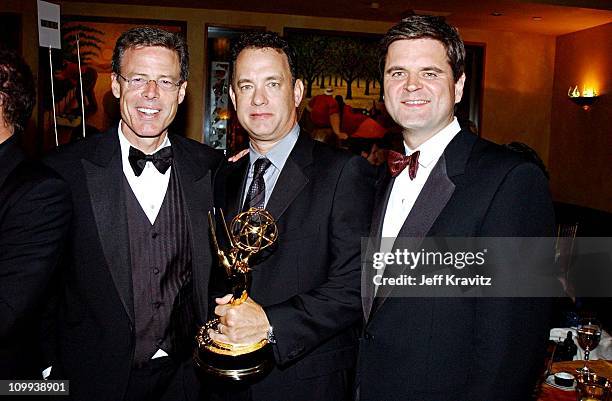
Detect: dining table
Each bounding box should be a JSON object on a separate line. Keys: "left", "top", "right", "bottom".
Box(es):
{"left": 537, "top": 360, "right": 612, "bottom": 401}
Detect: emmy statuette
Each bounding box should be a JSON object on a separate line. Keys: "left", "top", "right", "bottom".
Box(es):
{"left": 194, "top": 208, "right": 278, "bottom": 382}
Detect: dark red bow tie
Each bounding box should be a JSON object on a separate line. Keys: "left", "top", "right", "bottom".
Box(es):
{"left": 387, "top": 150, "right": 420, "bottom": 179}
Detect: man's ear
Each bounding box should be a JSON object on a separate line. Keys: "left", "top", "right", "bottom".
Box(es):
{"left": 178, "top": 81, "right": 188, "bottom": 104}
{"left": 293, "top": 79, "right": 304, "bottom": 107}
{"left": 111, "top": 73, "right": 121, "bottom": 99}
{"left": 454, "top": 73, "right": 466, "bottom": 104}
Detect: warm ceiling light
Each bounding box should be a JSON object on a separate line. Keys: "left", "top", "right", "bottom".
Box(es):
{"left": 532, "top": 16, "right": 543, "bottom": 21}
{"left": 370, "top": 1, "right": 379, "bottom": 8}
{"left": 491, "top": 11, "right": 503, "bottom": 16}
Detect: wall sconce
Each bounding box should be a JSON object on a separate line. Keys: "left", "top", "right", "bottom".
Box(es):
{"left": 568, "top": 86, "right": 598, "bottom": 111}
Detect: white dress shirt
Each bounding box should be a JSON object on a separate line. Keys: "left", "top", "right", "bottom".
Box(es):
{"left": 381, "top": 117, "right": 461, "bottom": 246}
{"left": 374, "top": 118, "right": 461, "bottom": 295}
{"left": 242, "top": 124, "right": 299, "bottom": 208}
{"left": 118, "top": 122, "right": 171, "bottom": 225}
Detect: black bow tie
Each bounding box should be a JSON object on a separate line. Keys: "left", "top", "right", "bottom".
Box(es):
{"left": 128, "top": 146, "right": 173, "bottom": 177}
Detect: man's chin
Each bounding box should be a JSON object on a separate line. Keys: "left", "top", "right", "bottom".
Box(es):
{"left": 123, "top": 122, "right": 169, "bottom": 139}
{"left": 134, "top": 131, "right": 167, "bottom": 139}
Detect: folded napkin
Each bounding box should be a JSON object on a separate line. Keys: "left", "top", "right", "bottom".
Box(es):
{"left": 550, "top": 327, "right": 612, "bottom": 360}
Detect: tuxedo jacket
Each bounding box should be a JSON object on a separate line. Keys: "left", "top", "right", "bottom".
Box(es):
{"left": 43, "top": 128, "right": 221, "bottom": 401}
{"left": 0, "top": 139, "right": 71, "bottom": 378}
{"left": 358, "top": 129, "right": 555, "bottom": 401}
{"left": 212, "top": 132, "right": 375, "bottom": 401}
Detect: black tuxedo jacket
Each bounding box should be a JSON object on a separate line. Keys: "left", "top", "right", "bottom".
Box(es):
{"left": 212, "top": 132, "right": 375, "bottom": 401}
{"left": 358, "top": 129, "right": 555, "bottom": 401}
{"left": 0, "top": 139, "right": 71, "bottom": 378}
{"left": 43, "top": 128, "right": 221, "bottom": 400}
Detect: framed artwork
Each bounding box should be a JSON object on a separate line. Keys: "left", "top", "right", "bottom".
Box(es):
{"left": 284, "top": 28, "right": 383, "bottom": 110}
{"left": 38, "top": 16, "right": 186, "bottom": 153}
{"left": 284, "top": 27, "right": 484, "bottom": 135}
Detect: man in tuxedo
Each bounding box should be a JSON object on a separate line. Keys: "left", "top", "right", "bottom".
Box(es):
{"left": 43, "top": 27, "right": 221, "bottom": 400}
{"left": 209, "top": 31, "right": 374, "bottom": 401}
{"left": 358, "top": 16, "right": 555, "bottom": 401}
{"left": 0, "top": 48, "right": 71, "bottom": 379}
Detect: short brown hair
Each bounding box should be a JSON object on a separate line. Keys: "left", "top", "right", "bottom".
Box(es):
{"left": 380, "top": 15, "right": 466, "bottom": 82}
{"left": 112, "top": 26, "right": 189, "bottom": 81}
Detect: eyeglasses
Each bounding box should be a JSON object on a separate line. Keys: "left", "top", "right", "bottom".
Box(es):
{"left": 115, "top": 73, "right": 183, "bottom": 92}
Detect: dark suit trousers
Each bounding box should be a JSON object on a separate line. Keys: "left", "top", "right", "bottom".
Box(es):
{"left": 125, "top": 357, "right": 199, "bottom": 401}
{"left": 205, "top": 369, "right": 352, "bottom": 401}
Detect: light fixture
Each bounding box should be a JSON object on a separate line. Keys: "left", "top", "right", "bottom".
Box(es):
{"left": 532, "top": 16, "right": 543, "bottom": 21}
{"left": 568, "top": 86, "right": 598, "bottom": 111}
{"left": 491, "top": 11, "right": 503, "bottom": 17}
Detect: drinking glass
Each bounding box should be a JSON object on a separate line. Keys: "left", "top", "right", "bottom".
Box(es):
{"left": 576, "top": 318, "right": 602, "bottom": 375}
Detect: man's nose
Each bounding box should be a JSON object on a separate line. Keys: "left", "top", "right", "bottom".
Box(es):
{"left": 252, "top": 86, "right": 267, "bottom": 106}
{"left": 403, "top": 74, "right": 421, "bottom": 92}
{"left": 141, "top": 80, "right": 160, "bottom": 99}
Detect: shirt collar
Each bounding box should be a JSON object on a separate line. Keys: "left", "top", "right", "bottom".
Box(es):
{"left": 118, "top": 121, "right": 171, "bottom": 178}
{"left": 248, "top": 124, "right": 300, "bottom": 170}
{"left": 118, "top": 120, "right": 171, "bottom": 161}
{"left": 404, "top": 117, "right": 461, "bottom": 169}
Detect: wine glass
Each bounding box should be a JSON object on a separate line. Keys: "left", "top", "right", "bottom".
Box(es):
{"left": 576, "top": 318, "right": 602, "bottom": 375}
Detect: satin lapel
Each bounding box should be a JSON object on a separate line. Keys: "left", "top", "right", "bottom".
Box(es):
{"left": 223, "top": 157, "right": 249, "bottom": 221}
{"left": 370, "top": 155, "right": 455, "bottom": 318}
{"left": 265, "top": 134, "right": 311, "bottom": 221}
{"left": 171, "top": 137, "right": 213, "bottom": 322}
{"left": 82, "top": 134, "right": 134, "bottom": 323}
{"left": 362, "top": 166, "right": 393, "bottom": 321}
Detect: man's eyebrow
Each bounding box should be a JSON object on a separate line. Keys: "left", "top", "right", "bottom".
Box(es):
{"left": 385, "top": 65, "right": 406, "bottom": 73}
{"left": 385, "top": 65, "right": 446, "bottom": 74}
{"left": 236, "top": 78, "right": 254, "bottom": 85}
{"left": 420, "top": 66, "right": 445, "bottom": 73}
{"left": 125, "top": 72, "right": 178, "bottom": 79}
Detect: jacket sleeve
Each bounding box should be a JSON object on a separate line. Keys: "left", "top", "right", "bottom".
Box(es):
{"left": 467, "top": 162, "right": 555, "bottom": 401}
{"left": 0, "top": 168, "right": 72, "bottom": 340}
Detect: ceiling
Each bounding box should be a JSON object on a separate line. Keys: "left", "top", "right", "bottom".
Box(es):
{"left": 62, "top": 0, "right": 612, "bottom": 36}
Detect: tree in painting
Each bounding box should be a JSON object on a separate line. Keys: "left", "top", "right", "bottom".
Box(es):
{"left": 361, "top": 41, "right": 383, "bottom": 101}
{"left": 288, "top": 34, "right": 330, "bottom": 98}
{"left": 330, "top": 37, "right": 368, "bottom": 100}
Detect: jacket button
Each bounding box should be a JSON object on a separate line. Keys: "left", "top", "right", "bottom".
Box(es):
{"left": 364, "top": 332, "right": 373, "bottom": 340}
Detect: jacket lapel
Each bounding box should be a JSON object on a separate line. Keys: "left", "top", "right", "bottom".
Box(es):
{"left": 171, "top": 136, "right": 214, "bottom": 323}
{"left": 265, "top": 132, "right": 311, "bottom": 221}
{"left": 369, "top": 155, "right": 455, "bottom": 317}
{"left": 367, "top": 130, "right": 477, "bottom": 321}
{"left": 223, "top": 157, "right": 249, "bottom": 221}
{"left": 82, "top": 132, "right": 134, "bottom": 323}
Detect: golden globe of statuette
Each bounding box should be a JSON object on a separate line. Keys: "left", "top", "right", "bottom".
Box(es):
{"left": 194, "top": 208, "right": 278, "bottom": 383}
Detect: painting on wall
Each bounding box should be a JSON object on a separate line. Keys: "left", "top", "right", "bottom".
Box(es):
{"left": 284, "top": 28, "right": 383, "bottom": 110}
{"left": 284, "top": 27, "right": 484, "bottom": 137}
{"left": 38, "top": 16, "right": 186, "bottom": 153}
